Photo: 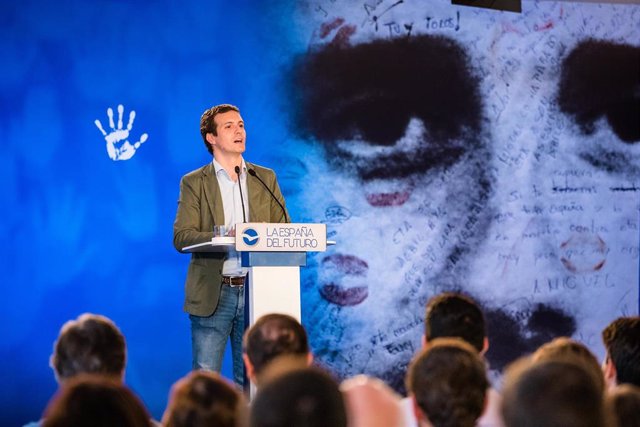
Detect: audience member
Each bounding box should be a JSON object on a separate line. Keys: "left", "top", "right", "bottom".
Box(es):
{"left": 406, "top": 338, "right": 489, "bottom": 427}
{"left": 42, "top": 374, "right": 152, "bottom": 427}
{"left": 605, "top": 384, "right": 640, "bottom": 427}
{"left": 602, "top": 316, "right": 640, "bottom": 388}
{"left": 404, "top": 292, "right": 503, "bottom": 427}
{"left": 24, "top": 313, "right": 130, "bottom": 427}
{"left": 250, "top": 354, "right": 311, "bottom": 389}
{"left": 162, "top": 370, "right": 246, "bottom": 427}
{"left": 501, "top": 358, "right": 606, "bottom": 427}
{"left": 249, "top": 366, "right": 347, "bottom": 427}
{"left": 424, "top": 292, "right": 487, "bottom": 353}
{"left": 30, "top": 309, "right": 639, "bottom": 427}
{"left": 242, "top": 313, "right": 312, "bottom": 387}
{"left": 51, "top": 313, "right": 127, "bottom": 382}
{"left": 532, "top": 336, "right": 606, "bottom": 394}
{"left": 340, "top": 375, "right": 404, "bottom": 427}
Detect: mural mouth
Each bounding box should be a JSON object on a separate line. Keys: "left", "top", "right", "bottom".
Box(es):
{"left": 365, "top": 190, "right": 411, "bottom": 207}
{"left": 319, "top": 283, "right": 369, "bottom": 306}
{"left": 362, "top": 178, "right": 414, "bottom": 207}
{"left": 319, "top": 254, "right": 369, "bottom": 306}
{"left": 559, "top": 233, "right": 607, "bottom": 273}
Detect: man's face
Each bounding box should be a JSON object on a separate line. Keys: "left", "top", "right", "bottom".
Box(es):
{"left": 208, "top": 110, "right": 246, "bottom": 158}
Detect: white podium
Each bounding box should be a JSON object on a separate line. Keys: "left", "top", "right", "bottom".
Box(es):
{"left": 182, "top": 223, "right": 331, "bottom": 325}
{"left": 241, "top": 251, "right": 306, "bottom": 324}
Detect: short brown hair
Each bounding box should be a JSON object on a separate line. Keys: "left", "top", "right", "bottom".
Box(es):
{"left": 162, "top": 370, "right": 244, "bottom": 427}
{"left": 501, "top": 358, "right": 606, "bottom": 427}
{"left": 602, "top": 316, "right": 640, "bottom": 386}
{"left": 407, "top": 338, "right": 488, "bottom": 427}
{"left": 425, "top": 292, "right": 486, "bottom": 353}
{"left": 243, "top": 313, "right": 309, "bottom": 379}
{"left": 43, "top": 375, "right": 152, "bottom": 427}
{"left": 50, "top": 313, "right": 126, "bottom": 382}
{"left": 250, "top": 366, "right": 347, "bottom": 427}
{"left": 199, "top": 104, "right": 240, "bottom": 154}
{"left": 532, "top": 337, "right": 605, "bottom": 394}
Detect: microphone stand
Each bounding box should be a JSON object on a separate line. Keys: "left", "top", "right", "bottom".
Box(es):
{"left": 235, "top": 165, "right": 247, "bottom": 223}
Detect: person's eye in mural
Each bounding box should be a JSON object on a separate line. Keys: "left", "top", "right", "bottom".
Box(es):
{"left": 292, "top": 35, "right": 484, "bottom": 184}
{"left": 289, "top": 34, "right": 496, "bottom": 390}
{"left": 557, "top": 39, "right": 640, "bottom": 175}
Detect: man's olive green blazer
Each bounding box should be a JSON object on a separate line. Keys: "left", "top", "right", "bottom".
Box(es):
{"left": 173, "top": 161, "right": 289, "bottom": 317}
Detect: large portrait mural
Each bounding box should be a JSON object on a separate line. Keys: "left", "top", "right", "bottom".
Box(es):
{"left": 281, "top": 1, "right": 639, "bottom": 391}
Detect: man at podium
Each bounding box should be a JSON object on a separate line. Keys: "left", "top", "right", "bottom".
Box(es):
{"left": 173, "top": 104, "right": 289, "bottom": 388}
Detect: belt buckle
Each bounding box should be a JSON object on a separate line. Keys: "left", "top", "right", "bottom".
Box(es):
{"left": 224, "top": 275, "right": 245, "bottom": 287}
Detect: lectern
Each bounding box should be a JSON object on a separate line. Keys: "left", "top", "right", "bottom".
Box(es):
{"left": 182, "top": 223, "right": 330, "bottom": 324}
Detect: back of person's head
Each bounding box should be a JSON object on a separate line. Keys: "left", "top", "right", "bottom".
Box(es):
{"left": 162, "top": 370, "right": 245, "bottom": 427}
{"left": 501, "top": 358, "right": 606, "bottom": 427}
{"left": 250, "top": 366, "right": 347, "bottom": 427}
{"left": 407, "top": 338, "right": 488, "bottom": 427}
{"left": 243, "top": 313, "right": 310, "bottom": 384}
{"left": 602, "top": 316, "right": 640, "bottom": 386}
{"left": 340, "top": 375, "right": 404, "bottom": 427}
{"left": 42, "top": 375, "right": 151, "bottom": 427}
{"left": 50, "top": 313, "right": 126, "bottom": 382}
{"left": 425, "top": 292, "right": 486, "bottom": 353}
{"left": 252, "top": 354, "right": 311, "bottom": 388}
{"left": 606, "top": 384, "right": 640, "bottom": 427}
{"left": 532, "top": 337, "right": 606, "bottom": 394}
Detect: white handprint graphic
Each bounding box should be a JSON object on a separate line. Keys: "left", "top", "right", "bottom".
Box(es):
{"left": 95, "top": 104, "right": 148, "bottom": 161}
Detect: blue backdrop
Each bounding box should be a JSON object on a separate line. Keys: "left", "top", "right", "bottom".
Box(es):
{"left": 0, "top": 1, "right": 301, "bottom": 424}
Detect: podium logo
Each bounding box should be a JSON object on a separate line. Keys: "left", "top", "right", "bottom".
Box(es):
{"left": 242, "top": 228, "right": 260, "bottom": 246}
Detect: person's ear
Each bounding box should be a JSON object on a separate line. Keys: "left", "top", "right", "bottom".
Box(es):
{"left": 603, "top": 354, "right": 617, "bottom": 388}
{"left": 421, "top": 334, "right": 427, "bottom": 349}
{"left": 480, "top": 337, "right": 489, "bottom": 356}
{"left": 206, "top": 133, "right": 216, "bottom": 148}
{"left": 411, "top": 393, "right": 429, "bottom": 426}
{"left": 306, "top": 352, "right": 314, "bottom": 366}
{"left": 242, "top": 354, "right": 256, "bottom": 383}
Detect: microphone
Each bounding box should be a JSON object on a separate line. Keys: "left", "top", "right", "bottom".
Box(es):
{"left": 248, "top": 168, "right": 289, "bottom": 223}
{"left": 235, "top": 165, "right": 247, "bottom": 222}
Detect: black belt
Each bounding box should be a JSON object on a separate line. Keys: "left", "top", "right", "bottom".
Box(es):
{"left": 222, "top": 276, "right": 246, "bottom": 287}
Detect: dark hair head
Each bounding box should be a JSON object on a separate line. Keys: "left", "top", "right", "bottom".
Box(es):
{"left": 250, "top": 366, "right": 347, "bottom": 427}
{"left": 50, "top": 313, "right": 126, "bottom": 382}
{"left": 501, "top": 359, "right": 606, "bottom": 427}
{"left": 425, "top": 293, "right": 486, "bottom": 353}
{"left": 42, "top": 375, "right": 152, "bottom": 427}
{"left": 162, "top": 370, "right": 244, "bottom": 427}
{"left": 602, "top": 316, "right": 640, "bottom": 387}
{"left": 532, "top": 337, "right": 605, "bottom": 395}
{"left": 200, "top": 104, "right": 241, "bottom": 154}
{"left": 407, "top": 338, "right": 488, "bottom": 427}
{"left": 243, "top": 313, "right": 309, "bottom": 376}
